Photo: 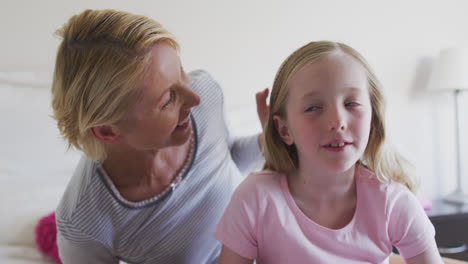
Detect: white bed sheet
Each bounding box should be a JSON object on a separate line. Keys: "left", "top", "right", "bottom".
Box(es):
{"left": 0, "top": 71, "right": 262, "bottom": 263}
{"left": 0, "top": 73, "right": 80, "bottom": 263}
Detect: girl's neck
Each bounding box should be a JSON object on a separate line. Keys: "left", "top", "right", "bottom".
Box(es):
{"left": 289, "top": 164, "right": 356, "bottom": 202}
{"left": 287, "top": 164, "right": 358, "bottom": 230}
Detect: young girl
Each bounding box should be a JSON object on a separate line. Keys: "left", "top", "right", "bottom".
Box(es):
{"left": 214, "top": 41, "right": 443, "bottom": 264}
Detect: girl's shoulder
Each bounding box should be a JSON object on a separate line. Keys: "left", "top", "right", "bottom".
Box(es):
{"left": 234, "top": 170, "right": 285, "bottom": 197}
{"left": 356, "top": 165, "right": 408, "bottom": 190}
{"left": 356, "top": 165, "right": 413, "bottom": 203}
{"left": 248, "top": 169, "right": 285, "bottom": 182}
{"left": 356, "top": 165, "right": 388, "bottom": 191}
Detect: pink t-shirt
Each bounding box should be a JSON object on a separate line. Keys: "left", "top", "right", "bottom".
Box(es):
{"left": 214, "top": 166, "right": 435, "bottom": 264}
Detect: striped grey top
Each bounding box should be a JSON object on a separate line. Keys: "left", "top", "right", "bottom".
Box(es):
{"left": 56, "top": 70, "right": 262, "bottom": 264}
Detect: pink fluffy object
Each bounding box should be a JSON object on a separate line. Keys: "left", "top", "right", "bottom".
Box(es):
{"left": 35, "top": 211, "right": 61, "bottom": 263}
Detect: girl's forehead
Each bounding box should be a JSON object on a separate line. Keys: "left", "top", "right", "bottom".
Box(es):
{"left": 288, "top": 53, "right": 368, "bottom": 95}
{"left": 296, "top": 53, "right": 365, "bottom": 78}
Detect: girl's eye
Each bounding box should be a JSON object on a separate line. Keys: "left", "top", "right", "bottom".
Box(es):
{"left": 345, "top": 102, "right": 360, "bottom": 107}
{"left": 162, "top": 90, "right": 175, "bottom": 109}
{"left": 305, "top": 106, "right": 320, "bottom": 112}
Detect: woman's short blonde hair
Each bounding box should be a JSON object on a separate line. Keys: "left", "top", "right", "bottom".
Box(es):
{"left": 51, "top": 9, "right": 179, "bottom": 161}
{"left": 263, "top": 41, "right": 417, "bottom": 192}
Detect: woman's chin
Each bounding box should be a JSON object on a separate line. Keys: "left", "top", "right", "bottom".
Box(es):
{"left": 171, "top": 122, "right": 193, "bottom": 145}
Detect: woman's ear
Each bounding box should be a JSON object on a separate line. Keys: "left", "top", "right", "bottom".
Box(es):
{"left": 273, "top": 115, "right": 294, "bottom": 145}
{"left": 90, "top": 125, "right": 122, "bottom": 144}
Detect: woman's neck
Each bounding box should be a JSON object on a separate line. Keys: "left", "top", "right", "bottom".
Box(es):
{"left": 101, "top": 137, "right": 192, "bottom": 200}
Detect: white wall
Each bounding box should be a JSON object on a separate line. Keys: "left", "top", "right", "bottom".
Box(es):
{"left": 2, "top": 0, "right": 468, "bottom": 199}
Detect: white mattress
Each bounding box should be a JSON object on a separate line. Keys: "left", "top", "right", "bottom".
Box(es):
{"left": 0, "top": 71, "right": 262, "bottom": 263}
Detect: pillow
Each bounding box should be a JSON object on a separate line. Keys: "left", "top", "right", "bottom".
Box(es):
{"left": 0, "top": 82, "right": 81, "bottom": 184}
{"left": 0, "top": 73, "right": 80, "bottom": 247}
{"left": 0, "top": 72, "right": 53, "bottom": 88}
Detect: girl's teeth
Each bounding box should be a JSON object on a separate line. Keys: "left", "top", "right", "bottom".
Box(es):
{"left": 330, "top": 143, "right": 345, "bottom": 147}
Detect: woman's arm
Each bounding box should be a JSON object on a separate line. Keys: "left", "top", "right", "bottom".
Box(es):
{"left": 255, "top": 88, "right": 269, "bottom": 150}
{"left": 57, "top": 232, "right": 119, "bottom": 264}
{"left": 218, "top": 245, "right": 254, "bottom": 264}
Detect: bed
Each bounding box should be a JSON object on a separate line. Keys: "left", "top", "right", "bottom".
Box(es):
{"left": 0, "top": 72, "right": 81, "bottom": 263}
{"left": 0, "top": 71, "right": 264, "bottom": 263}
{"left": 0, "top": 72, "right": 465, "bottom": 264}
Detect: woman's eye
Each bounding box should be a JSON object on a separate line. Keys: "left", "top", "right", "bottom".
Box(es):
{"left": 162, "top": 90, "right": 175, "bottom": 109}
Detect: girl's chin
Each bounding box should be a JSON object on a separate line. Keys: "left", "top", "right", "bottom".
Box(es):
{"left": 324, "top": 160, "right": 358, "bottom": 173}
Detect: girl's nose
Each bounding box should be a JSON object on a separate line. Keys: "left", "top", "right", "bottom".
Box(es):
{"left": 327, "top": 108, "right": 346, "bottom": 131}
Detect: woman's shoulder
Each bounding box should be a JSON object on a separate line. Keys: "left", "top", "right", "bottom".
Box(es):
{"left": 188, "top": 70, "right": 225, "bottom": 126}
{"left": 55, "top": 157, "right": 106, "bottom": 240}
{"left": 56, "top": 156, "right": 101, "bottom": 220}
{"left": 189, "top": 70, "right": 223, "bottom": 99}
{"left": 189, "top": 69, "right": 213, "bottom": 81}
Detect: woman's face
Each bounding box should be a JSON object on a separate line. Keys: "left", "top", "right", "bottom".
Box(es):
{"left": 117, "top": 41, "right": 200, "bottom": 151}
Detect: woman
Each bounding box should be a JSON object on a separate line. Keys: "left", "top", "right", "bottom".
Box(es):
{"left": 52, "top": 9, "right": 265, "bottom": 263}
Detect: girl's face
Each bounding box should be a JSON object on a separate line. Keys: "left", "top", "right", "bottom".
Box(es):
{"left": 275, "top": 52, "right": 372, "bottom": 174}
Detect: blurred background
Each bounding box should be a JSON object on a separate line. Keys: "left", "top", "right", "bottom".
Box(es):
{"left": 2, "top": 0, "right": 468, "bottom": 199}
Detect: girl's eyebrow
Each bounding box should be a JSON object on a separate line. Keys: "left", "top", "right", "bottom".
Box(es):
{"left": 346, "top": 87, "right": 370, "bottom": 97}
{"left": 300, "top": 91, "right": 321, "bottom": 100}
{"left": 300, "top": 87, "right": 365, "bottom": 100}
{"left": 347, "top": 87, "right": 365, "bottom": 93}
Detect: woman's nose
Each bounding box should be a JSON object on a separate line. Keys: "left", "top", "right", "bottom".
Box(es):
{"left": 181, "top": 84, "right": 201, "bottom": 110}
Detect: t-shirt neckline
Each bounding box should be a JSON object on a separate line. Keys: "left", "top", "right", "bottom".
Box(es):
{"left": 279, "top": 166, "right": 361, "bottom": 234}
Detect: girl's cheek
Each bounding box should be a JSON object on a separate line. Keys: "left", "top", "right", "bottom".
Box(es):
{"left": 355, "top": 107, "right": 372, "bottom": 119}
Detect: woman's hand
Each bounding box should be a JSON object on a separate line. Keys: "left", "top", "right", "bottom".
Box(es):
{"left": 255, "top": 88, "right": 269, "bottom": 149}
{"left": 255, "top": 88, "right": 269, "bottom": 129}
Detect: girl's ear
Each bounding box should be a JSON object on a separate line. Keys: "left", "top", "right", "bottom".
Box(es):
{"left": 273, "top": 115, "right": 294, "bottom": 145}
{"left": 90, "top": 125, "right": 123, "bottom": 144}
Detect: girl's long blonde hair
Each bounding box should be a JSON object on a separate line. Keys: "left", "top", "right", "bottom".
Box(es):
{"left": 51, "top": 9, "right": 178, "bottom": 161}
{"left": 263, "top": 41, "right": 418, "bottom": 192}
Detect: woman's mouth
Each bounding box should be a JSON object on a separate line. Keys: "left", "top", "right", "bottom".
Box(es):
{"left": 175, "top": 115, "right": 191, "bottom": 131}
